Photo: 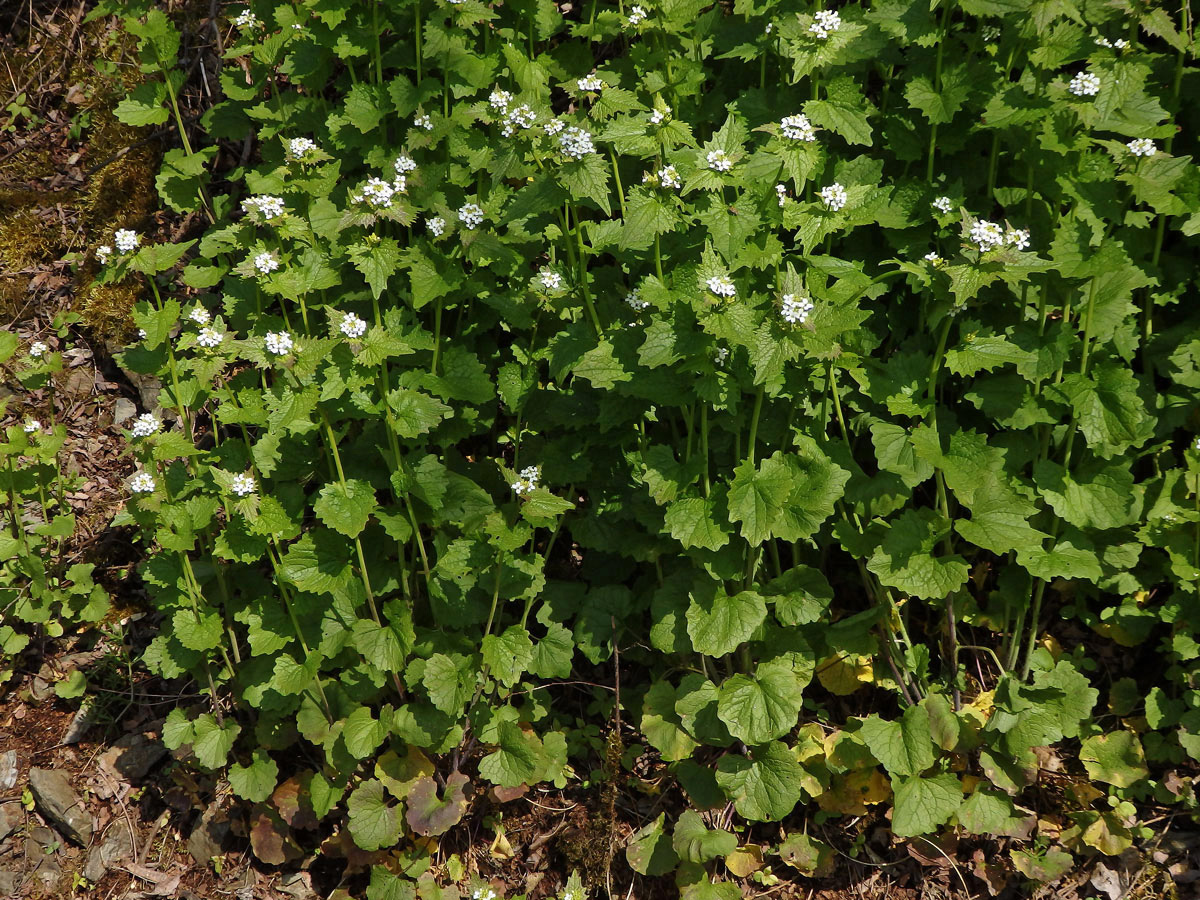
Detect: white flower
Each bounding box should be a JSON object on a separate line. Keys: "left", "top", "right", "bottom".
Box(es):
{"left": 96, "top": 245, "right": 113, "bottom": 264}
{"left": 559, "top": 126, "right": 596, "bottom": 159}
{"left": 511, "top": 465, "right": 540, "bottom": 496}
{"left": 196, "top": 327, "right": 223, "bottom": 348}
{"left": 29, "top": 341, "right": 48, "bottom": 358}
{"left": 1069, "top": 71, "right": 1100, "bottom": 97}
{"left": 353, "top": 177, "right": 396, "bottom": 208}
{"left": 231, "top": 473, "right": 257, "bottom": 497}
{"left": 924, "top": 251, "right": 943, "bottom": 264}
{"left": 114, "top": 229, "right": 140, "bottom": 253}
{"left": 1095, "top": 36, "right": 1113, "bottom": 48}
{"left": 625, "top": 289, "right": 649, "bottom": 311}
{"left": 1194, "top": 436, "right": 1200, "bottom": 452}
{"left": 714, "top": 346, "right": 729, "bottom": 365}
{"left": 234, "top": 10, "right": 260, "bottom": 29}
{"left": 427, "top": 216, "right": 446, "bottom": 236}
{"left": 658, "top": 165, "right": 681, "bottom": 190}
{"left": 138, "top": 329, "right": 147, "bottom": 339}
{"left": 650, "top": 105, "right": 670, "bottom": 125}
{"left": 932, "top": 195, "right": 953, "bottom": 214}
{"left": 340, "top": 312, "right": 368, "bottom": 339}
{"left": 544, "top": 119, "right": 565, "bottom": 136}
{"left": 775, "top": 184, "right": 788, "bottom": 207}
{"left": 539, "top": 269, "right": 563, "bottom": 291}
{"left": 489, "top": 89, "right": 513, "bottom": 112}
{"left": 577, "top": 74, "right": 603, "bottom": 92}
{"left": 706, "top": 150, "right": 733, "bottom": 172}
{"left": 265, "top": 331, "right": 294, "bottom": 356}
{"left": 414, "top": 114, "right": 433, "bottom": 131}
{"left": 242, "top": 195, "right": 285, "bottom": 219}
{"left": 1005, "top": 227, "right": 1031, "bottom": 251}
{"left": 706, "top": 275, "right": 736, "bottom": 298}
{"left": 765, "top": 22, "right": 773, "bottom": 33}
{"left": 819, "top": 182, "right": 848, "bottom": 211}
{"left": 189, "top": 307, "right": 211, "bottom": 326}
{"left": 780, "top": 293, "right": 814, "bottom": 325}
{"left": 780, "top": 114, "right": 816, "bottom": 142}
{"left": 253, "top": 252, "right": 279, "bottom": 275}
{"left": 1112, "top": 38, "right": 1128, "bottom": 49}
{"left": 459, "top": 203, "right": 485, "bottom": 229}
{"left": 394, "top": 154, "right": 418, "bottom": 175}
{"left": 810, "top": 8, "right": 841, "bottom": 38}
{"left": 1127, "top": 138, "right": 1156, "bottom": 157}
{"left": 23, "top": 420, "right": 41, "bottom": 434}
{"left": 472, "top": 890, "right": 499, "bottom": 900}
{"left": 129, "top": 472, "right": 156, "bottom": 494}
{"left": 981, "top": 25, "right": 1000, "bottom": 42}
{"left": 968, "top": 219, "right": 1005, "bottom": 251}
{"left": 626, "top": 5, "right": 647, "bottom": 25}
{"left": 501, "top": 104, "right": 537, "bottom": 137}
{"left": 288, "top": 137, "right": 317, "bottom": 160}
{"left": 131, "top": 413, "right": 161, "bottom": 438}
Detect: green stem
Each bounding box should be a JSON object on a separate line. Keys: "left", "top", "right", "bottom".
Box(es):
{"left": 746, "top": 386, "right": 764, "bottom": 466}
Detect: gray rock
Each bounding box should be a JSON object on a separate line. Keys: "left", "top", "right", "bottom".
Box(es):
{"left": 83, "top": 826, "right": 133, "bottom": 883}
{"left": 187, "top": 800, "right": 230, "bottom": 865}
{"left": 0, "top": 750, "right": 16, "bottom": 790}
{"left": 0, "top": 802, "right": 20, "bottom": 841}
{"left": 28, "top": 768, "right": 93, "bottom": 846}
{"left": 34, "top": 854, "right": 61, "bottom": 893}
{"left": 98, "top": 734, "right": 167, "bottom": 783}
{"left": 62, "top": 699, "right": 102, "bottom": 745}
{"left": 0, "top": 871, "right": 22, "bottom": 895}
{"left": 112, "top": 397, "right": 137, "bottom": 425}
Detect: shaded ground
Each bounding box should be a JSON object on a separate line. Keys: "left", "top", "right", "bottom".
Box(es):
{"left": 1, "top": 2, "right": 1199, "bottom": 900}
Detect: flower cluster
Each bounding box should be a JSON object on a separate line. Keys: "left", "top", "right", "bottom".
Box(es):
{"left": 650, "top": 105, "right": 670, "bottom": 125}
{"left": 1127, "top": 138, "right": 1157, "bottom": 157}
{"left": 968, "top": 220, "right": 1031, "bottom": 252}
{"left": 489, "top": 89, "right": 513, "bottom": 112}
{"left": 502, "top": 104, "right": 537, "bottom": 137}
{"left": 820, "top": 183, "right": 848, "bottom": 211}
{"left": 254, "top": 252, "right": 279, "bottom": 275}
{"left": 427, "top": 216, "right": 446, "bottom": 236}
{"left": 459, "top": 203, "right": 485, "bottom": 229}
{"left": 340, "top": 313, "right": 368, "bottom": 339}
{"left": 544, "top": 119, "right": 565, "bottom": 136}
{"left": 352, "top": 177, "right": 400, "bottom": 208}
{"left": 707, "top": 150, "right": 733, "bottom": 172}
{"left": 924, "top": 251, "right": 943, "bottom": 265}
{"left": 414, "top": 114, "right": 433, "bottom": 131}
{"left": 288, "top": 137, "right": 317, "bottom": 160}
{"left": 626, "top": 5, "right": 647, "bottom": 25}
{"left": 1095, "top": 36, "right": 1129, "bottom": 49}
{"left": 96, "top": 245, "right": 113, "bottom": 264}
{"left": 189, "top": 307, "right": 210, "bottom": 326}
{"left": 780, "top": 294, "right": 815, "bottom": 325}
{"left": 539, "top": 269, "right": 563, "bottom": 291}
{"left": 625, "top": 289, "right": 649, "bottom": 311}
{"left": 707, "top": 275, "right": 736, "bottom": 298}
{"left": 1069, "top": 71, "right": 1101, "bottom": 97}
{"left": 196, "top": 327, "right": 223, "bottom": 349}
{"left": 29, "top": 341, "right": 48, "bottom": 358}
{"left": 23, "top": 420, "right": 41, "bottom": 434}
{"left": 115, "top": 229, "right": 140, "bottom": 253}
{"left": 242, "top": 195, "right": 286, "bottom": 219}
{"left": 810, "top": 9, "right": 841, "bottom": 38}
{"left": 932, "top": 196, "right": 953, "bottom": 214}
{"left": 131, "top": 413, "right": 161, "bottom": 438}
{"left": 577, "top": 74, "right": 603, "bottom": 92}
{"left": 775, "top": 184, "right": 788, "bottom": 207}
{"left": 780, "top": 114, "right": 816, "bottom": 142}
{"left": 265, "top": 331, "right": 294, "bottom": 356}
{"left": 394, "top": 155, "right": 417, "bottom": 175}
{"left": 647, "top": 165, "right": 681, "bottom": 190}
{"left": 234, "top": 10, "right": 259, "bottom": 29}
{"left": 559, "top": 126, "right": 596, "bottom": 159}
{"left": 129, "top": 472, "right": 156, "bottom": 494}
{"left": 511, "top": 466, "right": 540, "bottom": 496}
{"left": 231, "top": 473, "right": 257, "bottom": 497}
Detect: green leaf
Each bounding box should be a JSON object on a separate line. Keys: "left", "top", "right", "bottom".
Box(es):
{"left": 626, "top": 813, "right": 679, "bottom": 876}
{"left": 481, "top": 625, "right": 535, "bottom": 687}
{"left": 672, "top": 809, "right": 737, "bottom": 863}
{"left": 867, "top": 509, "right": 970, "bottom": 599}
{"left": 478, "top": 720, "right": 543, "bottom": 788}
{"left": 891, "top": 773, "right": 962, "bottom": 838}
{"left": 727, "top": 454, "right": 795, "bottom": 546}
{"left": 858, "top": 704, "right": 935, "bottom": 777}
{"left": 423, "top": 653, "right": 474, "bottom": 715}
{"left": 405, "top": 773, "right": 470, "bottom": 836}
{"left": 665, "top": 496, "right": 730, "bottom": 551}
{"left": 804, "top": 76, "right": 874, "bottom": 145}
{"left": 314, "top": 479, "right": 379, "bottom": 539}
{"left": 387, "top": 388, "right": 451, "bottom": 438}
{"left": 955, "top": 789, "right": 1033, "bottom": 838}
{"left": 686, "top": 585, "right": 767, "bottom": 657}
{"left": 351, "top": 237, "right": 402, "bottom": 299}
{"left": 192, "top": 714, "right": 241, "bottom": 770}
{"left": 347, "top": 779, "right": 400, "bottom": 851}
{"left": 640, "top": 681, "right": 699, "bottom": 762}
{"left": 1079, "top": 731, "right": 1148, "bottom": 788}
{"left": 715, "top": 741, "right": 805, "bottom": 822}
{"left": 572, "top": 340, "right": 632, "bottom": 389}
{"left": 716, "top": 660, "right": 805, "bottom": 744}
{"left": 344, "top": 707, "right": 387, "bottom": 759}
{"left": 229, "top": 750, "right": 279, "bottom": 803}
{"left": 1052, "top": 363, "right": 1154, "bottom": 459}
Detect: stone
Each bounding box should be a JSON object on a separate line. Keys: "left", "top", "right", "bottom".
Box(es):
{"left": 0, "top": 750, "right": 16, "bottom": 790}
{"left": 28, "top": 768, "right": 93, "bottom": 846}
{"left": 98, "top": 734, "right": 167, "bottom": 784}
{"left": 34, "top": 855, "right": 61, "bottom": 893}
{"left": 83, "top": 826, "right": 133, "bottom": 883}
{"left": 112, "top": 397, "right": 137, "bottom": 425}
{"left": 187, "top": 800, "right": 230, "bottom": 865}
{"left": 62, "top": 700, "right": 102, "bottom": 745}
{"left": 0, "top": 871, "right": 22, "bottom": 894}
{"left": 0, "top": 802, "right": 20, "bottom": 841}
